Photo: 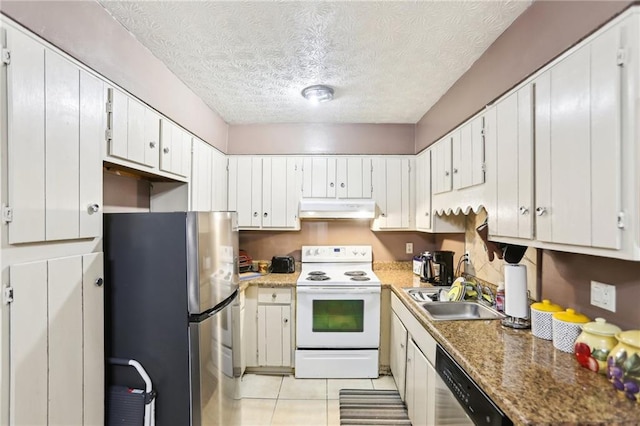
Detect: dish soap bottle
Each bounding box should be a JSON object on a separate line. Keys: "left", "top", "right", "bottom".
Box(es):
{"left": 496, "top": 282, "right": 505, "bottom": 312}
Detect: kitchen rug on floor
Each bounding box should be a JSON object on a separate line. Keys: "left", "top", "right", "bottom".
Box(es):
{"left": 339, "top": 389, "right": 411, "bottom": 425}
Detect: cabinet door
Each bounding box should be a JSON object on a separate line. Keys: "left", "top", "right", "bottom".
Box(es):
{"left": 432, "top": 137, "right": 452, "bottom": 194}
{"left": 170, "top": 125, "right": 184, "bottom": 176}
{"left": 159, "top": 119, "right": 174, "bottom": 173}
{"left": 228, "top": 157, "right": 261, "bottom": 227}
{"left": 303, "top": 157, "right": 336, "bottom": 198}
{"left": 415, "top": 151, "right": 432, "bottom": 231}
{"left": 212, "top": 150, "right": 228, "bottom": 211}
{"left": 408, "top": 339, "right": 429, "bottom": 426}
{"left": 107, "top": 88, "right": 128, "bottom": 160}
{"left": 181, "top": 131, "right": 192, "bottom": 178}
{"left": 191, "top": 138, "right": 213, "bottom": 211}
{"left": 9, "top": 260, "right": 48, "bottom": 426}
{"left": 535, "top": 28, "right": 621, "bottom": 249}
{"left": 263, "top": 157, "right": 300, "bottom": 228}
{"left": 127, "top": 98, "right": 146, "bottom": 165}
{"left": 390, "top": 312, "right": 408, "bottom": 400}
{"left": 451, "top": 128, "right": 466, "bottom": 190}
{"left": 496, "top": 88, "right": 533, "bottom": 239}
{"left": 82, "top": 253, "right": 105, "bottom": 426}
{"left": 45, "top": 50, "right": 80, "bottom": 242}
{"left": 374, "top": 158, "right": 412, "bottom": 229}
{"left": 144, "top": 108, "right": 160, "bottom": 169}
{"left": 48, "top": 256, "right": 84, "bottom": 425}
{"left": 79, "top": 70, "right": 104, "bottom": 239}
{"left": 335, "top": 157, "right": 373, "bottom": 198}
{"left": 257, "top": 305, "right": 291, "bottom": 367}
{"left": 6, "top": 29, "right": 46, "bottom": 244}
{"left": 470, "top": 115, "right": 486, "bottom": 187}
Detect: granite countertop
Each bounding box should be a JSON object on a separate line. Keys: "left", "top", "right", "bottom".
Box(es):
{"left": 237, "top": 264, "right": 640, "bottom": 424}
{"left": 381, "top": 269, "right": 640, "bottom": 426}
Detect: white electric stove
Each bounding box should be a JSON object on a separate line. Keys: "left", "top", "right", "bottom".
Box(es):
{"left": 295, "top": 245, "right": 381, "bottom": 379}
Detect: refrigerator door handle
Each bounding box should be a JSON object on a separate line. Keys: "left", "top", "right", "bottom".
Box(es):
{"left": 189, "top": 289, "right": 238, "bottom": 323}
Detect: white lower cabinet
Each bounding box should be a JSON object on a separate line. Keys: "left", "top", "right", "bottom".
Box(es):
{"left": 8, "top": 253, "right": 104, "bottom": 426}
{"left": 391, "top": 293, "right": 437, "bottom": 426}
{"left": 256, "top": 288, "right": 293, "bottom": 368}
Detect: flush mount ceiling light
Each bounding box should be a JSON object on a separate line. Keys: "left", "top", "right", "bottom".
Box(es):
{"left": 301, "top": 85, "right": 334, "bottom": 103}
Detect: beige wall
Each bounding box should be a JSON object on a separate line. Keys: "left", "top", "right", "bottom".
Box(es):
{"left": 415, "top": 0, "right": 632, "bottom": 152}
{"left": 240, "top": 221, "right": 435, "bottom": 262}
{"left": 228, "top": 123, "right": 415, "bottom": 155}
{"left": 0, "top": 1, "right": 229, "bottom": 152}
{"left": 103, "top": 171, "right": 150, "bottom": 213}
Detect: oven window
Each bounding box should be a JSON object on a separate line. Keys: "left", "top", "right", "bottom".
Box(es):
{"left": 312, "top": 300, "right": 364, "bottom": 332}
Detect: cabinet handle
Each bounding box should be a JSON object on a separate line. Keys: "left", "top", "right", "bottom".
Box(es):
{"left": 340, "top": 182, "right": 345, "bottom": 188}
{"left": 453, "top": 168, "right": 458, "bottom": 174}
{"left": 445, "top": 171, "right": 450, "bottom": 176}
{"left": 425, "top": 212, "right": 429, "bottom": 216}
{"left": 253, "top": 212, "right": 258, "bottom": 217}
{"left": 519, "top": 206, "right": 529, "bottom": 215}
{"left": 163, "top": 147, "right": 170, "bottom": 154}
{"left": 263, "top": 212, "right": 268, "bottom": 218}
{"left": 535, "top": 207, "right": 547, "bottom": 216}
{"left": 272, "top": 293, "right": 277, "bottom": 299}
{"left": 330, "top": 182, "right": 335, "bottom": 188}
{"left": 400, "top": 342, "right": 405, "bottom": 349}
{"left": 149, "top": 141, "right": 157, "bottom": 149}
{"left": 88, "top": 203, "right": 100, "bottom": 214}
{"left": 95, "top": 278, "right": 104, "bottom": 287}
{"left": 381, "top": 213, "right": 386, "bottom": 217}
{"left": 283, "top": 318, "right": 289, "bottom": 324}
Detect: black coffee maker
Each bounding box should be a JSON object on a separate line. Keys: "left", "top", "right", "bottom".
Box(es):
{"left": 432, "top": 251, "right": 454, "bottom": 286}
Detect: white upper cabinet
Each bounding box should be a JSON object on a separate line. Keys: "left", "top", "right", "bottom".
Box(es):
{"left": 431, "top": 136, "right": 452, "bottom": 195}
{"left": 492, "top": 85, "right": 534, "bottom": 240}
{"left": 5, "top": 28, "right": 102, "bottom": 244}
{"left": 415, "top": 150, "right": 432, "bottom": 231}
{"left": 228, "top": 156, "right": 301, "bottom": 230}
{"left": 212, "top": 149, "right": 228, "bottom": 211}
{"left": 302, "top": 156, "right": 372, "bottom": 198}
{"left": 453, "top": 114, "right": 485, "bottom": 190}
{"left": 372, "top": 157, "right": 415, "bottom": 230}
{"left": 534, "top": 23, "right": 621, "bottom": 249}
{"left": 159, "top": 118, "right": 191, "bottom": 178}
{"left": 191, "top": 138, "right": 214, "bottom": 211}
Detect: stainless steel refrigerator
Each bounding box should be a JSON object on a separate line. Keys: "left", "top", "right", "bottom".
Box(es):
{"left": 105, "top": 211, "right": 240, "bottom": 426}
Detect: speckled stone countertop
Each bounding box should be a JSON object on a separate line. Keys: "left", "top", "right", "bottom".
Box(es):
{"left": 380, "top": 269, "right": 640, "bottom": 426}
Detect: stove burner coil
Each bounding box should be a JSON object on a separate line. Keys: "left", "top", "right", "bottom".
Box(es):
{"left": 307, "top": 275, "right": 330, "bottom": 281}
{"left": 350, "top": 276, "right": 371, "bottom": 281}
{"left": 308, "top": 271, "right": 327, "bottom": 276}
{"left": 344, "top": 271, "right": 367, "bottom": 277}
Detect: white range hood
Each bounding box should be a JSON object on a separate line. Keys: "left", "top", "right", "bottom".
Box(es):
{"left": 298, "top": 198, "right": 376, "bottom": 219}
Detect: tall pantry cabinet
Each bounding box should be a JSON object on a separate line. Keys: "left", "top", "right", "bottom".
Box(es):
{"left": 1, "top": 22, "right": 104, "bottom": 426}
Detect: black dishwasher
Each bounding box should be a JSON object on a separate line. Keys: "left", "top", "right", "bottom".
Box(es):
{"left": 436, "top": 345, "right": 513, "bottom": 426}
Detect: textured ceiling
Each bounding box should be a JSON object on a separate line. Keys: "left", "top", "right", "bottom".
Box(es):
{"left": 100, "top": 1, "right": 531, "bottom": 124}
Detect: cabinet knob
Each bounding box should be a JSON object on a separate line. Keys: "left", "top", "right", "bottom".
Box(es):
{"left": 445, "top": 171, "right": 450, "bottom": 176}
{"left": 381, "top": 213, "right": 386, "bottom": 217}
{"left": 400, "top": 343, "right": 405, "bottom": 349}
{"left": 330, "top": 182, "right": 335, "bottom": 188}
{"left": 88, "top": 203, "right": 100, "bottom": 214}
{"left": 272, "top": 293, "right": 277, "bottom": 299}
{"left": 453, "top": 168, "right": 458, "bottom": 174}
{"left": 95, "top": 278, "right": 104, "bottom": 287}
{"left": 535, "top": 207, "right": 547, "bottom": 216}
{"left": 283, "top": 318, "right": 289, "bottom": 324}
{"left": 425, "top": 212, "right": 429, "bottom": 216}
{"left": 340, "top": 182, "right": 345, "bottom": 188}
{"left": 163, "top": 147, "right": 170, "bottom": 154}
{"left": 253, "top": 212, "right": 258, "bottom": 217}
{"left": 519, "top": 206, "right": 529, "bottom": 215}
{"left": 263, "top": 212, "right": 268, "bottom": 218}
{"left": 149, "top": 141, "right": 157, "bottom": 149}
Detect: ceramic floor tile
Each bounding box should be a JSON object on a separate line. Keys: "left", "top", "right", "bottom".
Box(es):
{"left": 278, "top": 376, "right": 327, "bottom": 400}
{"left": 239, "top": 374, "right": 283, "bottom": 399}
{"left": 372, "top": 375, "right": 398, "bottom": 390}
{"left": 327, "top": 379, "right": 373, "bottom": 399}
{"left": 271, "top": 399, "right": 327, "bottom": 426}
{"left": 203, "top": 397, "right": 276, "bottom": 426}
{"left": 327, "top": 399, "right": 340, "bottom": 426}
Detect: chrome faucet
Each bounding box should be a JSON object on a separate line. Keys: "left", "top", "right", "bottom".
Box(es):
{"left": 475, "top": 283, "right": 495, "bottom": 307}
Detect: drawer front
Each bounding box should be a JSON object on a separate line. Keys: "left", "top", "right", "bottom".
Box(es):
{"left": 258, "top": 288, "right": 291, "bottom": 304}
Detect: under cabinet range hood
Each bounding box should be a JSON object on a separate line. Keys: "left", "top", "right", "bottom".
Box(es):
{"left": 299, "top": 198, "right": 376, "bottom": 219}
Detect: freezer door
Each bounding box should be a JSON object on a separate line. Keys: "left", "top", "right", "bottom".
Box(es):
{"left": 189, "top": 293, "right": 240, "bottom": 426}
{"left": 187, "top": 211, "right": 240, "bottom": 314}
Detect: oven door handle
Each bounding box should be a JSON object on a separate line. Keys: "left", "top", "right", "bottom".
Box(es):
{"left": 296, "top": 287, "right": 381, "bottom": 294}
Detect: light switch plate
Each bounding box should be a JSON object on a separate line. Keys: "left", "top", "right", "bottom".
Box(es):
{"left": 590, "top": 281, "right": 616, "bottom": 312}
{"left": 405, "top": 242, "right": 413, "bottom": 254}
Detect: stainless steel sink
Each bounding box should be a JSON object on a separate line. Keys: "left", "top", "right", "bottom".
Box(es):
{"left": 404, "top": 287, "right": 450, "bottom": 303}
{"left": 420, "top": 302, "right": 505, "bottom": 321}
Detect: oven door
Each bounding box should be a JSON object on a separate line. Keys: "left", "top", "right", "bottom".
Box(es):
{"left": 296, "top": 286, "right": 381, "bottom": 348}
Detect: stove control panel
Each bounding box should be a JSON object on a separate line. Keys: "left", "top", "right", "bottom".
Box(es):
{"left": 301, "top": 245, "right": 372, "bottom": 262}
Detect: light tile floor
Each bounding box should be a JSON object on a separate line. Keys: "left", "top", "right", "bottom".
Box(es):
{"left": 230, "top": 374, "right": 398, "bottom": 426}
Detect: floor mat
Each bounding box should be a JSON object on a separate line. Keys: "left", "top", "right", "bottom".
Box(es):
{"left": 339, "top": 389, "right": 411, "bottom": 425}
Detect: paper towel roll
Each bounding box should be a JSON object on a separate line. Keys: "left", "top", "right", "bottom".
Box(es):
{"left": 504, "top": 264, "right": 528, "bottom": 319}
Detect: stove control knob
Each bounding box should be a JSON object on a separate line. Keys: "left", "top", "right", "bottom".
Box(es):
{"left": 305, "top": 249, "right": 312, "bottom": 256}
{"left": 352, "top": 250, "right": 358, "bottom": 255}
{"left": 361, "top": 251, "right": 367, "bottom": 256}
{"left": 314, "top": 248, "right": 320, "bottom": 256}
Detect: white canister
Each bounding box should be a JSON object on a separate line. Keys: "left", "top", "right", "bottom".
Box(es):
{"left": 552, "top": 309, "right": 590, "bottom": 353}
{"left": 530, "top": 299, "right": 563, "bottom": 340}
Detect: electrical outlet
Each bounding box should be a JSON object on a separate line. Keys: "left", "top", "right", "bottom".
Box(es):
{"left": 464, "top": 250, "right": 471, "bottom": 264}
{"left": 405, "top": 242, "right": 413, "bottom": 254}
{"left": 590, "top": 281, "right": 616, "bottom": 312}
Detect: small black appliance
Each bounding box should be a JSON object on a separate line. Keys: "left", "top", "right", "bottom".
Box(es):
{"left": 432, "top": 250, "right": 454, "bottom": 286}
{"left": 271, "top": 256, "right": 295, "bottom": 273}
